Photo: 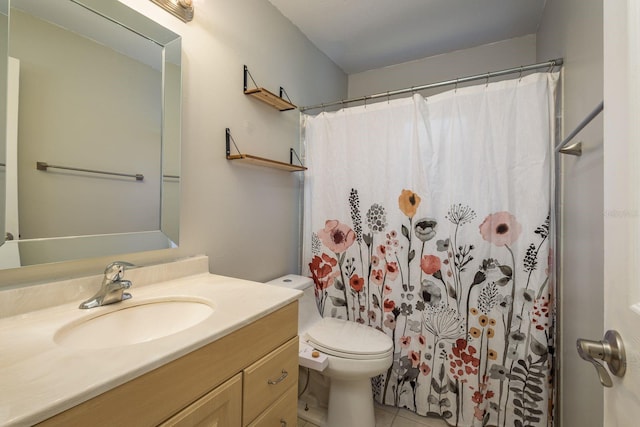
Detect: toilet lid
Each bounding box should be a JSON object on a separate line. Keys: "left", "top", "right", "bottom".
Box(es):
{"left": 304, "top": 317, "right": 393, "bottom": 360}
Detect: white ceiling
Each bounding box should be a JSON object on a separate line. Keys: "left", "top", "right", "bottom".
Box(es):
{"left": 268, "top": 0, "right": 547, "bottom": 74}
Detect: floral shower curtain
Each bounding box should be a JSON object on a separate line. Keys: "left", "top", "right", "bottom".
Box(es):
{"left": 302, "top": 73, "right": 558, "bottom": 427}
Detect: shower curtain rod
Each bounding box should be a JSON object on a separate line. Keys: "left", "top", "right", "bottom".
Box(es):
{"left": 300, "top": 58, "right": 564, "bottom": 112}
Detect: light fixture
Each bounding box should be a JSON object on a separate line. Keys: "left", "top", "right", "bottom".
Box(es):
{"left": 150, "top": 0, "right": 194, "bottom": 22}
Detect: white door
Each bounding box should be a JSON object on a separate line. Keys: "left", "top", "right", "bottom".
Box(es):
{"left": 602, "top": 1, "right": 640, "bottom": 425}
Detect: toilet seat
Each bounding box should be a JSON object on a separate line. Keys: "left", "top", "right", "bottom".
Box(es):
{"left": 304, "top": 317, "right": 393, "bottom": 360}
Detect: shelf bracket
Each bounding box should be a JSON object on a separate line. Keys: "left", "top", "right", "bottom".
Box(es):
{"left": 243, "top": 65, "right": 296, "bottom": 111}
{"left": 225, "top": 127, "right": 238, "bottom": 158}
{"left": 280, "top": 87, "right": 294, "bottom": 105}
{"left": 290, "top": 148, "right": 304, "bottom": 168}
{"left": 243, "top": 65, "right": 254, "bottom": 93}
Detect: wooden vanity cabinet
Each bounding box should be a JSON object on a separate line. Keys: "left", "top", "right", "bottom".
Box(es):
{"left": 160, "top": 373, "right": 243, "bottom": 426}
{"left": 247, "top": 386, "right": 298, "bottom": 427}
{"left": 243, "top": 338, "right": 298, "bottom": 426}
{"left": 38, "top": 302, "right": 298, "bottom": 427}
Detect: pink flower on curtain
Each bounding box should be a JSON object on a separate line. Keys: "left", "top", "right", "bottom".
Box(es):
{"left": 371, "top": 255, "right": 380, "bottom": 267}
{"left": 371, "top": 270, "right": 384, "bottom": 286}
{"left": 400, "top": 336, "right": 412, "bottom": 348}
{"left": 383, "top": 314, "right": 396, "bottom": 329}
{"left": 386, "top": 262, "right": 400, "bottom": 280}
{"left": 418, "top": 334, "right": 426, "bottom": 346}
{"left": 420, "top": 362, "right": 431, "bottom": 376}
{"left": 479, "top": 211, "right": 522, "bottom": 246}
{"left": 409, "top": 350, "right": 421, "bottom": 367}
{"left": 371, "top": 269, "right": 384, "bottom": 285}
{"left": 317, "top": 220, "right": 356, "bottom": 253}
{"left": 377, "top": 244, "right": 388, "bottom": 258}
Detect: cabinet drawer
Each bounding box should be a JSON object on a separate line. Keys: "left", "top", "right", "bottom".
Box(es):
{"left": 247, "top": 385, "right": 297, "bottom": 427}
{"left": 243, "top": 337, "right": 298, "bottom": 424}
{"left": 160, "top": 373, "right": 242, "bottom": 427}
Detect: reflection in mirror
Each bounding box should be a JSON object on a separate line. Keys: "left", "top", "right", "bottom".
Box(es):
{"left": 0, "top": 0, "right": 181, "bottom": 270}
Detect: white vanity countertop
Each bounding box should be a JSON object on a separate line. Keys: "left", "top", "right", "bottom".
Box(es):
{"left": 0, "top": 272, "right": 302, "bottom": 426}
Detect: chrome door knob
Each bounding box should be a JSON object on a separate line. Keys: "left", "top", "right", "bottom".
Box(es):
{"left": 576, "top": 330, "right": 626, "bottom": 387}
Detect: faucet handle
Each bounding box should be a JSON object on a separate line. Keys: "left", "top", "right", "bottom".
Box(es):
{"left": 104, "top": 261, "right": 134, "bottom": 281}
{"left": 120, "top": 280, "right": 133, "bottom": 302}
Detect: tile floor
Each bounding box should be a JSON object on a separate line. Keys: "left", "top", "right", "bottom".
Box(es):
{"left": 298, "top": 403, "right": 448, "bottom": 427}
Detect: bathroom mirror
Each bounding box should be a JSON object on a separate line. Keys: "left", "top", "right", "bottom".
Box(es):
{"left": 0, "top": 0, "right": 181, "bottom": 270}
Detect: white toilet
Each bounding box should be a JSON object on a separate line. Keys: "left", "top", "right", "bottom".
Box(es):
{"left": 267, "top": 274, "right": 393, "bottom": 427}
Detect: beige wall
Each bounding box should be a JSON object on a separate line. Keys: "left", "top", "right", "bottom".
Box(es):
{"left": 0, "top": 0, "right": 346, "bottom": 287}
{"left": 347, "top": 34, "right": 536, "bottom": 100}
{"left": 536, "top": 0, "right": 604, "bottom": 426}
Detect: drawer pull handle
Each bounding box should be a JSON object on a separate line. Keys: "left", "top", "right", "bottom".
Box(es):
{"left": 267, "top": 369, "right": 288, "bottom": 385}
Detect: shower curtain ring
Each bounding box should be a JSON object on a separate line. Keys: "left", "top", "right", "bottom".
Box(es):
{"left": 519, "top": 66, "right": 524, "bottom": 81}
{"left": 455, "top": 78, "right": 459, "bottom": 93}
{"left": 485, "top": 72, "right": 490, "bottom": 87}
{"left": 387, "top": 91, "right": 390, "bottom": 104}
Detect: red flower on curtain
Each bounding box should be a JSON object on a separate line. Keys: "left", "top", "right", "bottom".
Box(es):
{"left": 420, "top": 255, "right": 441, "bottom": 275}
{"left": 350, "top": 274, "right": 365, "bottom": 292}
{"left": 448, "top": 338, "right": 480, "bottom": 383}
{"left": 309, "top": 254, "right": 338, "bottom": 290}
{"left": 383, "top": 298, "right": 396, "bottom": 312}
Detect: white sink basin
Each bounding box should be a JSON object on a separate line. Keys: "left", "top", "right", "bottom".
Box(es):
{"left": 54, "top": 298, "right": 214, "bottom": 349}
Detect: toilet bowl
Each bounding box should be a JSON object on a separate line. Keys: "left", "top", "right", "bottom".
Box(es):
{"left": 267, "top": 275, "right": 393, "bottom": 427}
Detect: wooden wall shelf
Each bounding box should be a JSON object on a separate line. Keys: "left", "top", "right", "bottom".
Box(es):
{"left": 244, "top": 88, "right": 296, "bottom": 111}
{"left": 225, "top": 128, "right": 306, "bottom": 173}
{"left": 226, "top": 153, "right": 306, "bottom": 172}
{"left": 243, "top": 66, "right": 297, "bottom": 111}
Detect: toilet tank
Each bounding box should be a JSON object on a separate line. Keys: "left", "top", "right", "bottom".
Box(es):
{"left": 266, "top": 274, "right": 322, "bottom": 334}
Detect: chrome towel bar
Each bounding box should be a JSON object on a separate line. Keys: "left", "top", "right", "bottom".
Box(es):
{"left": 36, "top": 161, "right": 144, "bottom": 181}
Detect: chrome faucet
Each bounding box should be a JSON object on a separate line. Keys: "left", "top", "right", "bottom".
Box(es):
{"left": 79, "top": 261, "right": 135, "bottom": 309}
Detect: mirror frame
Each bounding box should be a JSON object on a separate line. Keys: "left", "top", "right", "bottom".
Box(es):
{"left": 0, "top": 0, "right": 7, "bottom": 251}
{"left": 1, "top": 0, "right": 181, "bottom": 268}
